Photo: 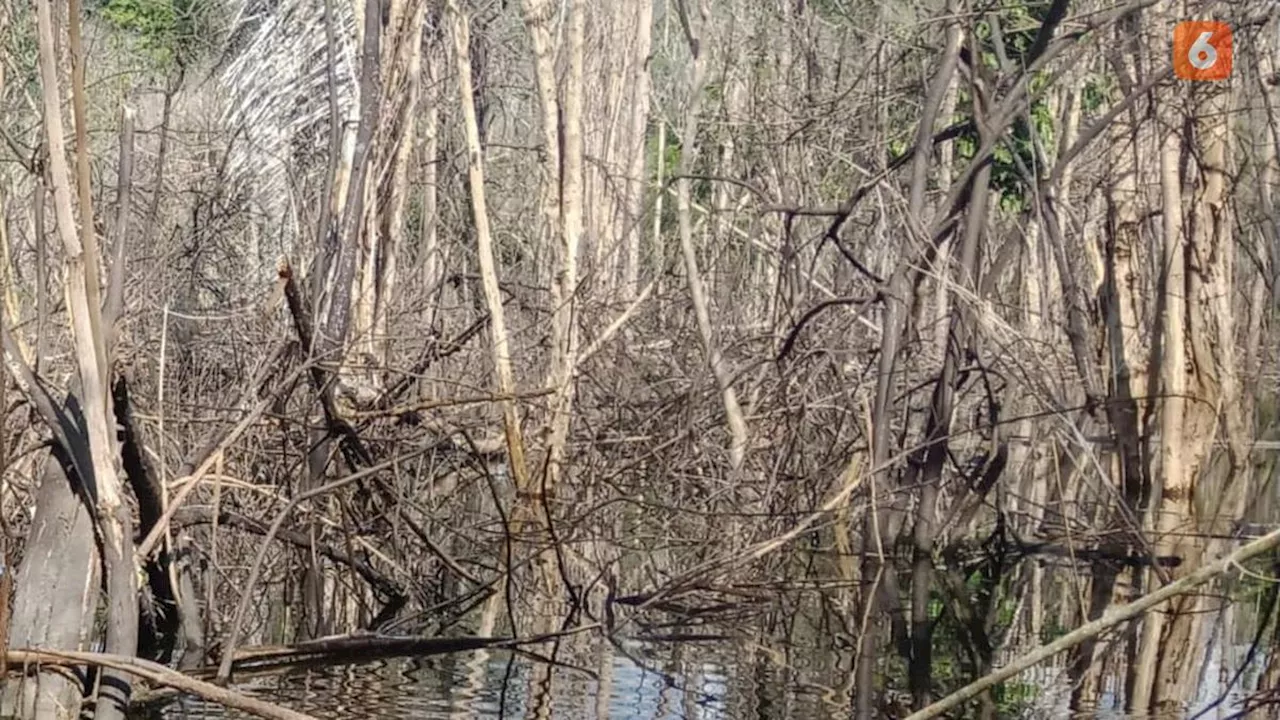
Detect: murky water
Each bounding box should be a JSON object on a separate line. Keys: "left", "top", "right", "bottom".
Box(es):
{"left": 143, "top": 628, "right": 1275, "bottom": 718}
{"left": 155, "top": 640, "right": 801, "bottom": 719}
{"left": 140, "top": 557, "right": 1279, "bottom": 719}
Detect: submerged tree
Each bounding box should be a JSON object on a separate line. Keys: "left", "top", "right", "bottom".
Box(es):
{"left": 1, "top": 0, "right": 1279, "bottom": 718}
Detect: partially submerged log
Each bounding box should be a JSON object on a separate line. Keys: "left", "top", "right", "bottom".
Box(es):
{"left": 196, "top": 632, "right": 516, "bottom": 675}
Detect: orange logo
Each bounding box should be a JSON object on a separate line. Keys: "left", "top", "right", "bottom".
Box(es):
{"left": 1174, "top": 21, "right": 1232, "bottom": 80}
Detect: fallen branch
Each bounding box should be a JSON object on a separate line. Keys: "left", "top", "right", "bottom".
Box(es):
{"left": 904, "top": 525, "right": 1280, "bottom": 720}
{"left": 196, "top": 634, "right": 516, "bottom": 675}
{"left": 5, "top": 649, "right": 318, "bottom": 720}
{"left": 206, "top": 624, "right": 601, "bottom": 676}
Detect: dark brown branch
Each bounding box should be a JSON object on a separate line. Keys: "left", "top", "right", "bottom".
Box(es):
{"left": 377, "top": 313, "right": 491, "bottom": 407}
{"left": 776, "top": 295, "right": 879, "bottom": 363}
{"left": 1023, "top": 0, "right": 1071, "bottom": 69}
{"left": 113, "top": 373, "right": 179, "bottom": 664}
{"left": 170, "top": 507, "right": 404, "bottom": 605}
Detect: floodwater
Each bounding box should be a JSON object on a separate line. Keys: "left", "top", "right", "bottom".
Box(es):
{"left": 144, "top": 560, "right": 1278, "bottom": 719}
{"left": 157, "top": 640, "right": 796, "bottom": 719}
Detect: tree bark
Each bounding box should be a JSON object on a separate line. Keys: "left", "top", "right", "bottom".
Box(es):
{"left": 11, "top": 3, "right": 139, "bottom": 719}
{"left": 859, "top": 9, "right": 962, "bottom": 715}
{"left": 447, "top": 0, "right": 531, "bottom": 497}
{"left": 673, "top": 0, "right": 749, "bottom": 472}
{"left": 543, "top": 0, "right": 585, "bottom": 498}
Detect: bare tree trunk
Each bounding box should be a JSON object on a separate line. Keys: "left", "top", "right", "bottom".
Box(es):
{"left": 859, "top": 9, "right": 962, "bottom": 714}
{"left": 520, "top": 0, "right": 561, "bottom": 297}
{"left": 11, "top": 3, "right": 138, "bottom": 719}
{"left": 1127, "top": 20, "right": 1235, "bottom": 708}
{"left": 104, "top": 104, "right": 134, "bottom": 351}
{"left": 910, "top": 30, "right": 990, "bottom": 709}
{"left": 673, "top": 0, "right": 749, "bottom": 472}
{"left": 1149, "top": 77, "right": 1232, "bottom": 717}
{"left": 543, "top": 0, "right": 585, "bottom": 498}
{"left": 623, "top": 0, "right": 653, "bottom": 297}
{"left": 0, "top": 454, "right": 99, "bottom": 719}
{"left": 929, "top": 71, "right": 960, "bottom": 357}
{"left": 448, "top": 0, "right": 531, "bottom": 497}
{"left": 1074, "top": 33, "right": 1153, "bottom": 713}
{"left": 420, "top": 27, "right": 444, "bottom": 311}
{"left": 300, "top": 0, "right": 354, "bottom": 643}
{"left": 301, "top": 0, "right": 384, "bottom": 642}
{"left": 354, "top": 0, "right": 427, "bottom": 373}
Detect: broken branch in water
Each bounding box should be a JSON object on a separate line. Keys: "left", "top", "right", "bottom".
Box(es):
{"left": 4, "top": 648, "right": 318, "bottom": 720}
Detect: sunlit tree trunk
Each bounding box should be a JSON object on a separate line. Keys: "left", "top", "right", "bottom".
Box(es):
{"left": 420, "top": 17, "right": 445, "bottom": 392}
{"left": 448, "top": 0, "right": 531, "bottom": 499}
{"left": 3, "top": 2, "right": 137, "bottom": 717}
{"left": 1074, "top": 28, "right": 1152, "bottom": 713}
{"left": 1151, "top": 79, "right": 1232, "bottom": 717}
{"left": 622, "top": 0, "right": 653, "bottom": 297}
{"left": 520, "top": 0, "right": 561, "bottom": 297}
{"left": 584, "top": 1, "right": 623, "bottom": 294}
{"left": 543, "top": 0, "right": 585, "bottom": 502}
{"left": 1132, "top": 21, "right": 1234, "bottom": 710}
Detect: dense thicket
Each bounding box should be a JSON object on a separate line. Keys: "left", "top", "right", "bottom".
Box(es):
{"left": 1, "top": 0, "right": 1278, "bottom": 717}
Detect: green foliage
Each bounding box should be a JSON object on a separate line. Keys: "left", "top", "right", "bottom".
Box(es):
{"left": 92, "top": 0, "right": 221, "bottom": 68}
{"left": 953, "top": 98, "right": 1047, "bottom": 214}
{"left": 645, "top": 119, "right": 713, "bottom": 217}
{"left": 99, "top": 0, "right": 176, "bottom": 43}
{"left": 888, "top": 137, "right": 909, "bottom": 164}
{"left": 1081, "top": 74, "right": 1115, "bottom": 113}
{"left": 915, "top": 564, "right": 1040, "bottom": 717}
{"left": 928, "top": 595, "right": 945, "bottom": 621}
{"left": 946, "top": 0, "right": 1059, "bottom": 214}
{"left": 994, "top": 679, "right": 1040, "bottom": 715}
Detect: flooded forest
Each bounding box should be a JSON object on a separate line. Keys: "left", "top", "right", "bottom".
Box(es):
{"left": 2, "top": 0, "right": 1280, "bottom": 717}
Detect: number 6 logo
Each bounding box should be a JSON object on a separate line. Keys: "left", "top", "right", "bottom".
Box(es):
{"left": 1174, "top": 21, "right": 1232, "bottom": 81}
